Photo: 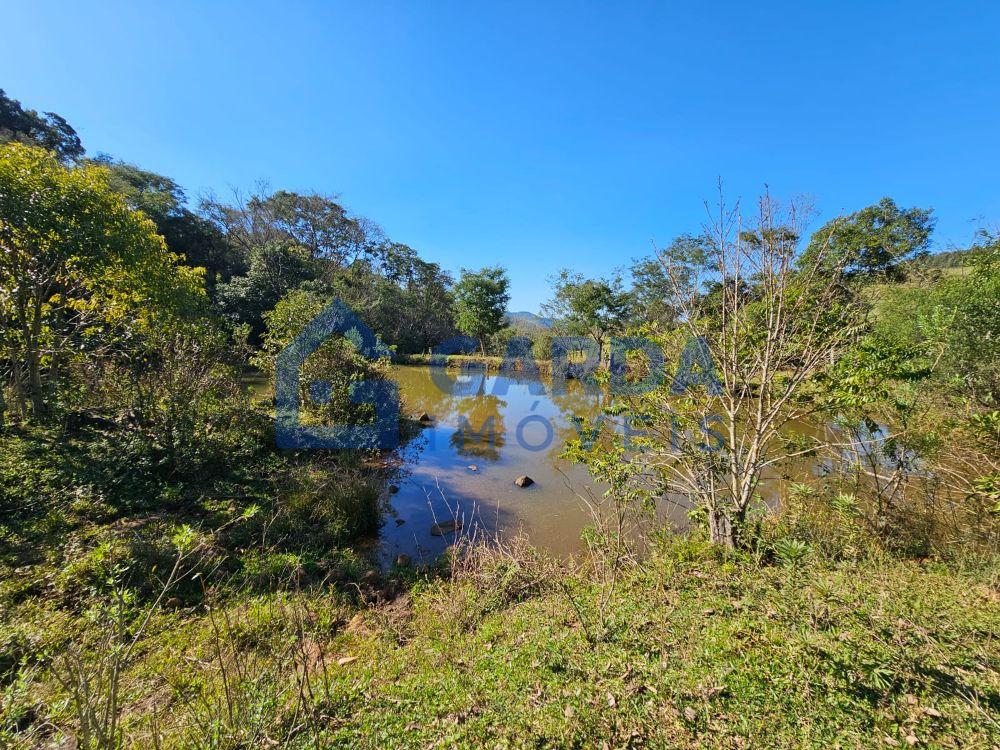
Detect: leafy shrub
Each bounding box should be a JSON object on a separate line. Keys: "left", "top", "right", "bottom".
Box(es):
{"left": 766, "top": 483, "right": 866, "bottom": 562}
{"left": 54, "top": 521, "right": 219, "bottom": 604}
{"left": 87, "top": 322, "right": 266, "bottom": 478}
{"left": 772, "top": 538, "right": 813, "bottom": 568}
{"left": 255, "top": 288, "right": 395, "bottom": 434}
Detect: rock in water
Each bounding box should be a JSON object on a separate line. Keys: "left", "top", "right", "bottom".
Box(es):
{"left": 514, "top": 475, "right": 535, "bottom": 488}
{"left": 430, "top": 520, "right": 462, "bottom": 536}
{"left": 388, "top": 484, "right": 400, "bottom": 494}
{"left": 417, "top": 412, "right": 431, "bottom": 422}
{"left": 467, "top": 465, "right": 478, "bottom": 472}
{"left": 395, "top": 554, "right": 412, "bottom": 567}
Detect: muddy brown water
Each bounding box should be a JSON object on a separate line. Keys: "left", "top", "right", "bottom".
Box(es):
{"left": 251, "top": 365, "right": 838, "bottom": 566}
{"left": 380, "top": 365, "right": 633, "bottom": 565}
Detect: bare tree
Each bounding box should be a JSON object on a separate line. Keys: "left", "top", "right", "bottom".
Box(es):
{"left": 633, "top": 188, "right": 859, "bottom": 548}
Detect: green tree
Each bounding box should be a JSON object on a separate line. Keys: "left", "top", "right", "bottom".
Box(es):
{"left": 200, "top": 186, "right": 393, "bottom": 341}
{"left": 631, "top": 235, "right": 712, "bottom": 329}
{"left": 96, "top": 157, "right": 236, "bottom": 289}
{"left": 330, "top": 249, "right": 456, "bottom": 354}
{"left": 543, "top": 270, "right": 632, "bottom": 362}
{"left": 0, "top": 143, "right": 205, "bottom": 422}
{"left": 215, "top": 241, "right": 322, "bottom": 341}
{"left": 877, "top": 230, "right": 1000, "bottom": 407}
{"left": 452, "top": 267, "right": 511, "bottom": 355}
{"left": 0, "top": 89, "right": 84, "bottom": 162}
{"left": 803, "top": 197, "right": 935, "bottom": 281}
{"left": 201, "top": 188, "right": 373, "bottom": 267}
{"left": 934, "top": 235, "right": 1000, "bottom": 406}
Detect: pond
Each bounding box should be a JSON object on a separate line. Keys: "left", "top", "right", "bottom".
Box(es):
{"left": 250, "top": 364, "right": 843, "bottom": 565}
{"left": 375, "top": 365, "right": 693, "bottom": 566}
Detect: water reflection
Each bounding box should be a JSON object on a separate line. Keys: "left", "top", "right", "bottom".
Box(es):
{"left": 439, "top": 370, "right": 504, "bottom": 461}
{"left": 377, "top": 365, "right": 618, "bottom": 565}
{"left": 246, "top": 364, "right": 848, "bottom": 565}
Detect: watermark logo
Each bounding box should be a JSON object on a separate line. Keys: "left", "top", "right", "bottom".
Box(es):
{"left": 275, "top": 298, "right": 399, "bottom": 449}
{"left": 276, "top": 299, "right": 724, "bottom": 453}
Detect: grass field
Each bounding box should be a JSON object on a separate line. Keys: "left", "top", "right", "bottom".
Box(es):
{"left": 2, "top": 527, "right": 997, "bottom": 748}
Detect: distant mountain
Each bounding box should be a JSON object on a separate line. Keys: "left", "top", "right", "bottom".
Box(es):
{"left": 507, "top": 311, "right": 554, "bottom": 329}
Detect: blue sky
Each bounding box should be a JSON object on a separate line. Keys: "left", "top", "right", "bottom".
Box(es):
{"left": 4, "top": 1, "right": 999, "bottom": 311}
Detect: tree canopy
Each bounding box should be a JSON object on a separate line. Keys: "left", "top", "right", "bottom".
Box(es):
{"left": 803, "top": 197, "right": 935, "bottom": 281}
{"left": 95, "top": 157, "right": 235, "bottom": 286}
{"left": 0, "top": 89, "right": 84, "bottom": 162}
{"left": 0, "top": 143, "right": 206, "bottom": 419}
{"left": 543, "top": 270, "right": 632, "bottom": 360}
{"left": 452, "top": 267, "right": 511, "bottom": 354}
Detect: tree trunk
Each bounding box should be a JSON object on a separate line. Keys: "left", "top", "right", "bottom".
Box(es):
{"left": 708, "top": 508, "right": 737, "bottom": 548}
{"left": 12, "top": 361, "right": 27, "bottom": 418}
{"left": 25, "top": 295, "right": 47, "bottom": 418}
{"left": 26, "top": 349, "right": 45, "bottom": 418}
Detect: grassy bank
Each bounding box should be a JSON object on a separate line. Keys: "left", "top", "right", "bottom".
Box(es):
{"left": 395, "top": 352, "right": 555, "bottom": 375}
{"left": 1, "top": 426, "right": 998, "bottom": 749}
{"left": 2, "top": 538, "right": 997, "bottom": 748}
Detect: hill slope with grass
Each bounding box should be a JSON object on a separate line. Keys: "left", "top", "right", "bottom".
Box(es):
{"left": 2, "top": 427, "right": 997, "bottom": 749}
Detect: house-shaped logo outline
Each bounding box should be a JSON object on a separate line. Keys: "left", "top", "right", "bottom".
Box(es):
{"left": 275, "top": 298, "right": 398, "bottom": 449}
